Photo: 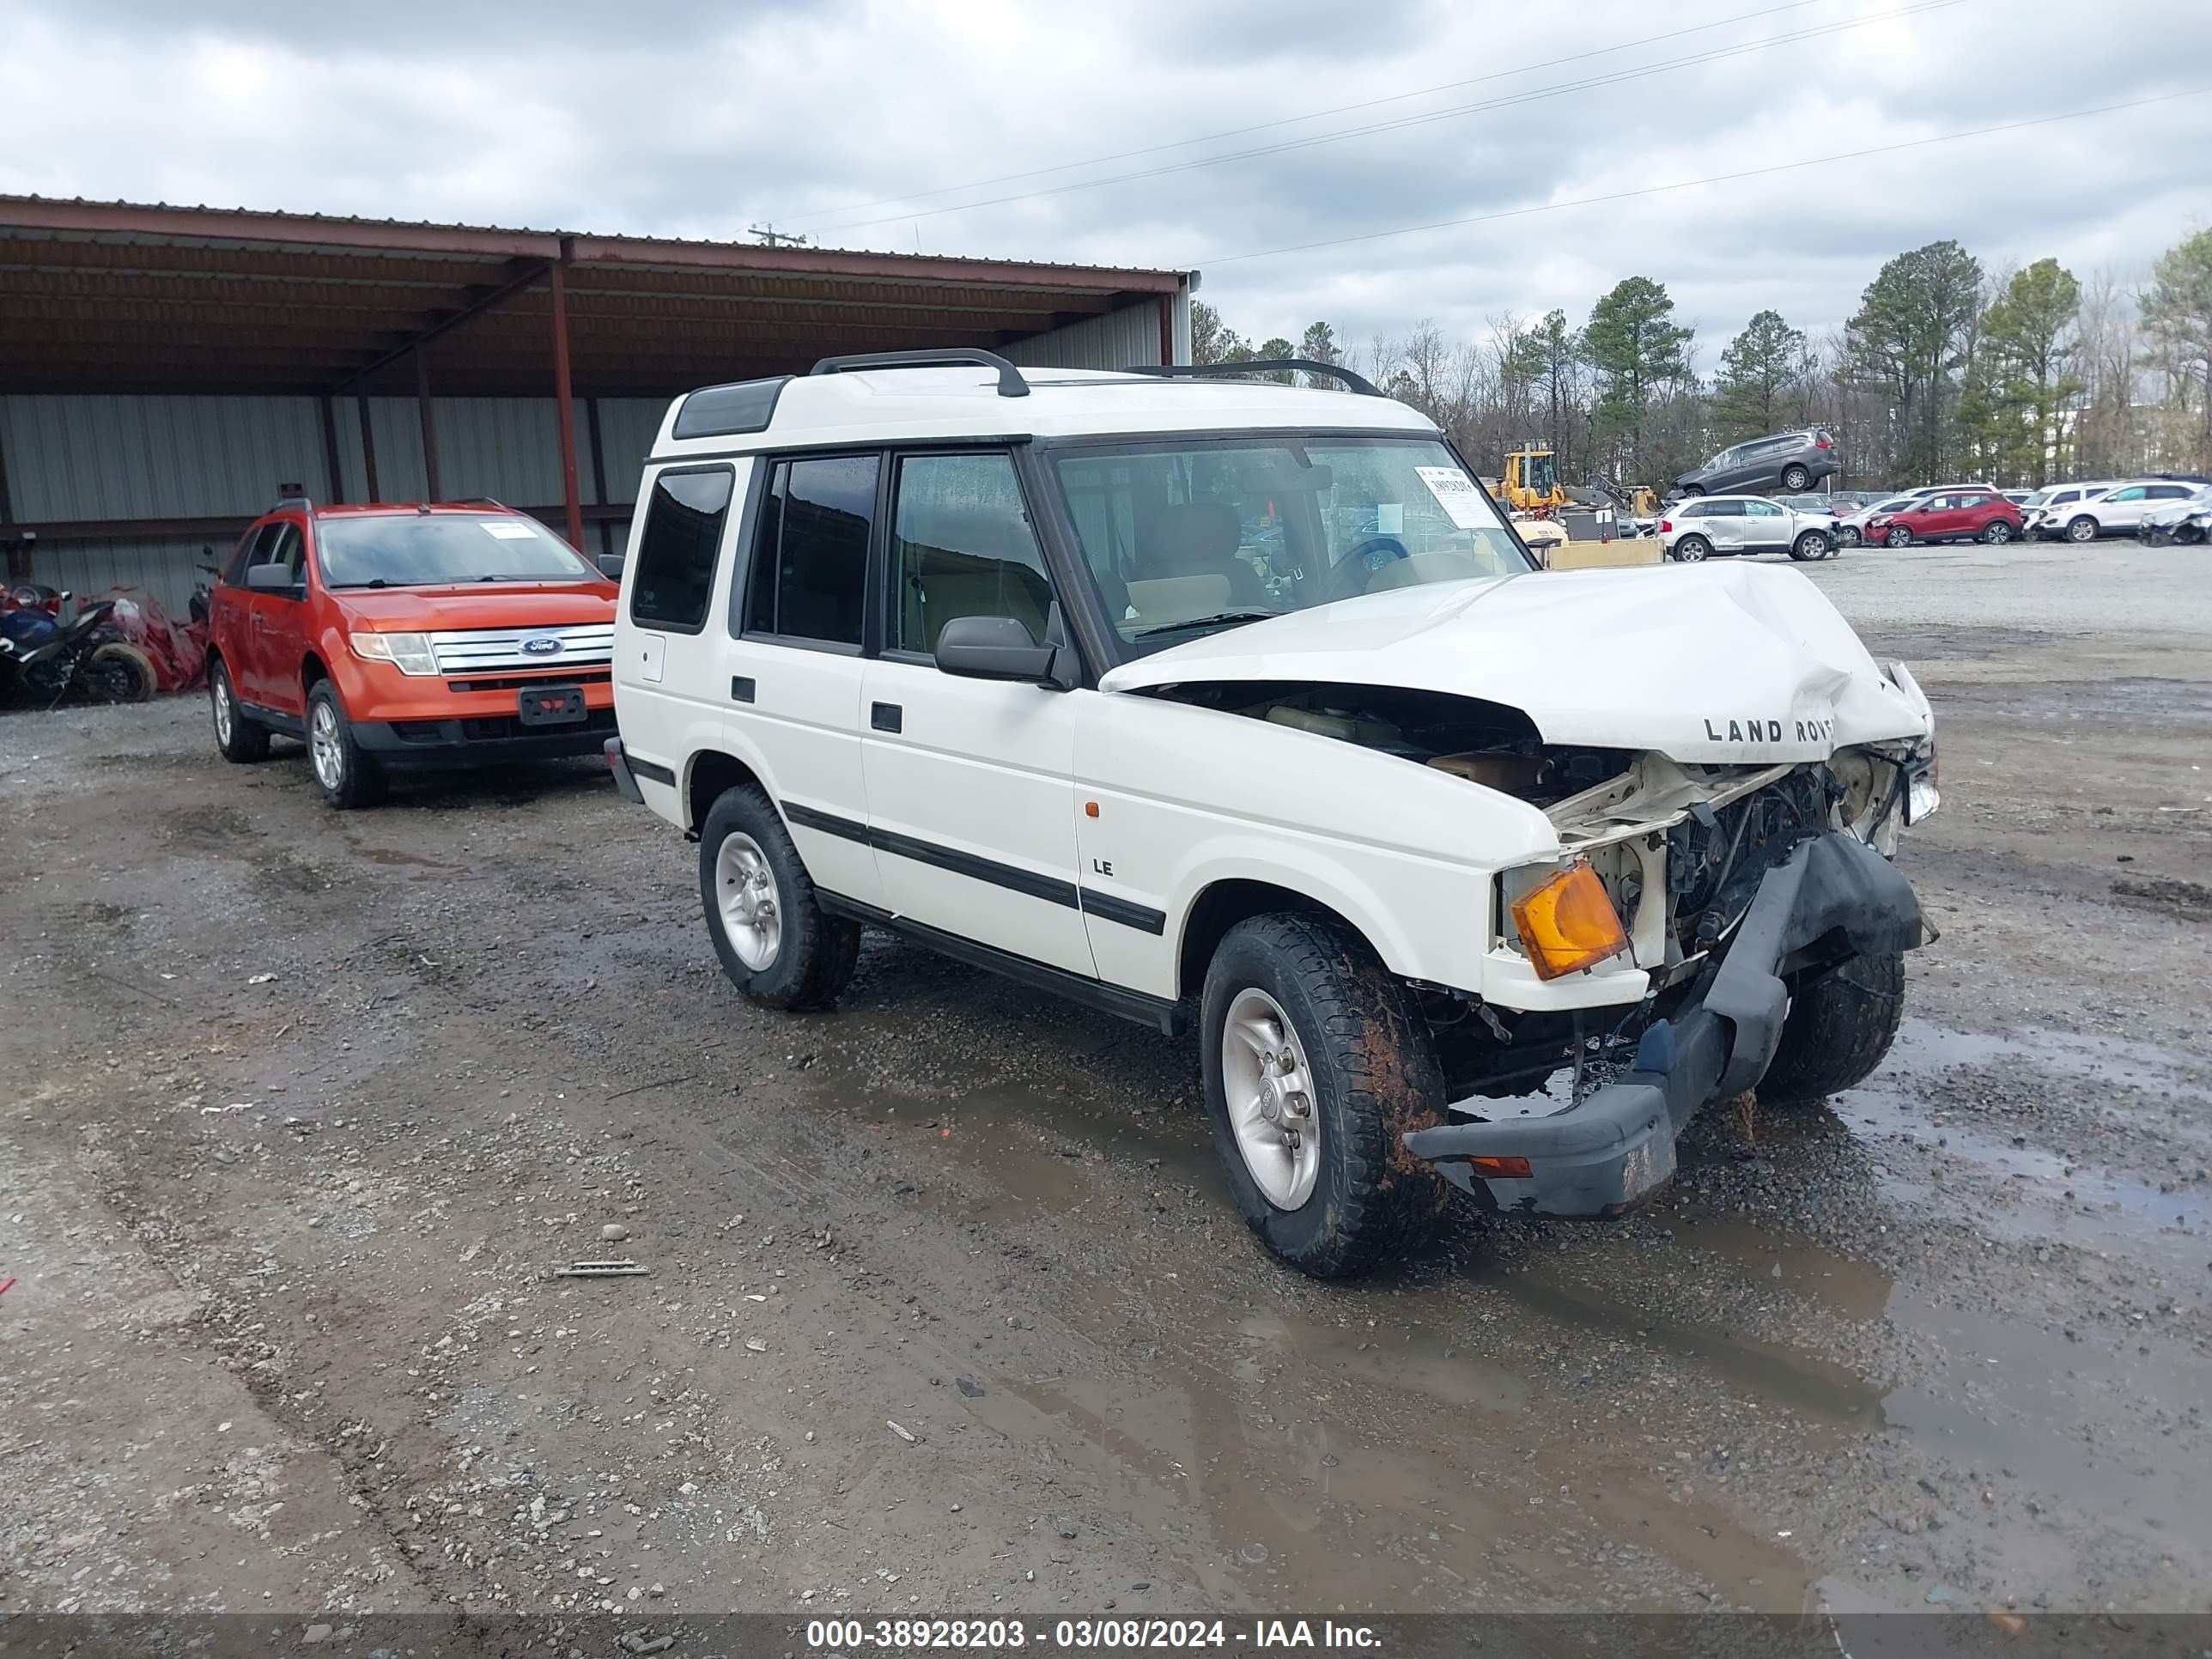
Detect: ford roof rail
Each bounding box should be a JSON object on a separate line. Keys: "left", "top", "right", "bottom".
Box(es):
{"left": 809, "top": 348, "right": 1030, "bottom": 398}
{"left": 1126, "top": 360, "right": 1382, "bottom": 398}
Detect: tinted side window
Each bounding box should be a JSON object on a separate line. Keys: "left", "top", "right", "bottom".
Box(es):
{"left": 747, "top": 454, "right": 877, "bottom": 647}
{"left": 255, "top": 522, "right": 306, "bottom": 587}
{"left": 890, "top": 453, "right": 1054, "bottom": 654}
{"left": 1694, "top": 500, "right": 1742, "bottom": 518}
{"left": 631, "top": 466, "right": 734, "bottom": 632}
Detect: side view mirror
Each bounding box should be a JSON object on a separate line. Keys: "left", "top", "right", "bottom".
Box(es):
{"left": 245, "top": 564, "right": 298, "bottom": 592}
{"left": 934, "top": 615, "right": 1062, "bottom": 685}
{"left": 595, "top": 552, "right": 626, "bottom": 580}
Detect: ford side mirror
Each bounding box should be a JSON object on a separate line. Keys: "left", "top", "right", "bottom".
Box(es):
{"left": 595, "top": 552, "right": 626, "bottom": 580}
{"left": 246, "top": 564, "right": 298, "bottom": 592}
{"left": 934, "top": 615, "right": 1062, "bottom": 685}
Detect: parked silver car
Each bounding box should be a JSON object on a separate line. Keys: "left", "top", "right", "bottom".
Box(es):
{"left": 1659, "top": 494, "right": 1838, "bottom": 562}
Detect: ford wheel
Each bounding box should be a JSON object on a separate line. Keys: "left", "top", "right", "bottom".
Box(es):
{"left": 209, "top": 658, "right": 270, "bottom": 763}
{"left": 1790, "top": 530, "right": 1829, "bottom": 562}
{"left": 307, "top": 680, "right": 387, "bottom": 809}
{"left": 2065, "top": 515, "right": 2098, "bottom": 543}
{"left": 1673, "top": 534, "right": 1711, "bottom": 562}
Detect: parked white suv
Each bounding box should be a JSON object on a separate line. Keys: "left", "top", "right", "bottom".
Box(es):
{"left": 606, "top": 350, "right": 1938, "bottom": 1279}
{"left": 1657, "top": 494, "right": 1837, "bottom": 562}
{"left": 2041, "top": 478, "right": 2204, "bottom": 542}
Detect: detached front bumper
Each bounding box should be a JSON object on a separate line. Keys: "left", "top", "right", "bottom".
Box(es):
{"left": 1403, "top": 831, "right": 1923, "bottom": 1216}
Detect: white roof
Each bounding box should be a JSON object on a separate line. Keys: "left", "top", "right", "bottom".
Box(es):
{"left": 648, "top": 366, "right": 1437, "bottom": 459}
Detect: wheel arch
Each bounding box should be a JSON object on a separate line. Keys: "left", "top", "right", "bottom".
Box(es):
{"left": 685, "top": 745, "right": 769, "bottom": 834}
{"left": 1176, "top": 878, "right": 1380, "bottom": 1002}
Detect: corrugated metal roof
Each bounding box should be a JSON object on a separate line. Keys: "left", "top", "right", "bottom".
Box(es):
{"left": 0, "top": 196, "right": 1188, "bottom": 398}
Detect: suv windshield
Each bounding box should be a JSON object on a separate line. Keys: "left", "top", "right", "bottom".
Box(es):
{"left": 319, "top": 514, "right": 597, "bottom": 589}
{"left": 1048, "top": 434, "right": 1528, "bottom": 653}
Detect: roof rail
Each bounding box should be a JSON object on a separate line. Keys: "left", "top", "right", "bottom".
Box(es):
{"left": 275, "top": 483, "right": 313, "bottom": 510}
{"left": 810, "top": 348, "right": 1030, "bottom": 398}
{"left": 1125, "top": 360, "right": 1382, "bottom": 398}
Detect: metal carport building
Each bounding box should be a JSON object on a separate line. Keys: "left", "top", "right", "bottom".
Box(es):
{"left": 0, "top": 197, "right": 1193, "bottom": 611}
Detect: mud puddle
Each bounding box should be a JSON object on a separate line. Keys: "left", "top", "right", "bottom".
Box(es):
{"left": 1832, "top": 1020, "right": 2212, "bottom": 1279}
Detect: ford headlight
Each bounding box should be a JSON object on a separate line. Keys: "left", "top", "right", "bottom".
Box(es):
{"left": 350, "top": 631, "right": 438, "bottom": 676}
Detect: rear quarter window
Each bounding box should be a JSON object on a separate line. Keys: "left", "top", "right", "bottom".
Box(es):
{"left": 630, "top": 465, "right": 736, "bottom": 633}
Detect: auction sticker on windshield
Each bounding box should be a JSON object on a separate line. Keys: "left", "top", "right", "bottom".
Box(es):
{"left": 1414, "top": 465, "right": 1490, "bottom": 530}
{"left": 482, "top": 521, "right": 537, "bottom": 539}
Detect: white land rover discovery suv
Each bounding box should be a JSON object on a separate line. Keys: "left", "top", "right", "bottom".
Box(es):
{"left": 606, "top": 349, "right": 1938, "bottom": 1279}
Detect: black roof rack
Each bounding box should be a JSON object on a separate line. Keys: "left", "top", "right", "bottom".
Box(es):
{"left": 1124, "top": 360, "right": 1382, "bottom": 398}
{"left": 809, "top": 348, "right": 1030, "bottom": 398}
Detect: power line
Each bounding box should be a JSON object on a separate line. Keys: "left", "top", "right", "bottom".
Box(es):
{"left": 803, "top": 0, "right": 1968, "bottom": 238}
{"left": 1196, "top": 85, "right": 2212, "bottom": 267}
{"left": 776, "top": 0, "right": 1824, "bottom": 224}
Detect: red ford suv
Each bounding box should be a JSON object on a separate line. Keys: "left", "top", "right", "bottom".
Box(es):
{"left": 204, "top": 495, "right": 619, "bottom": 806}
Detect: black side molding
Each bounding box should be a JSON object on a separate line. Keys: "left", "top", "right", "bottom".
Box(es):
{"left": 816, "top": 890, "right": 1188, "bottom": 1037}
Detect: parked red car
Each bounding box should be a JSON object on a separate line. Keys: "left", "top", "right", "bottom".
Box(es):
{"left": 205, "top": 494, "right": 619, "bottom": 807}
{"left": 1864, "top": 489, "right": 2024, "bottom": 548}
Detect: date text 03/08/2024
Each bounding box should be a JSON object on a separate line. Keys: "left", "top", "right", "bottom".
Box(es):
{"left": 804, "top": 1620, "right": 1382, "bottom": 1650}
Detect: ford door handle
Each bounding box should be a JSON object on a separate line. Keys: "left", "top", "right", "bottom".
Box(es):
{"left": 870, "top": 702, "right": 902, "bottom": 733}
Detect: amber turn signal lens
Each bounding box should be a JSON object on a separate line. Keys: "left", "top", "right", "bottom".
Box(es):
{"left": 1510, "top": 860, "right": 1630, "bottom": 981}
{"left": 1467, "top": 1155, "right": 1533, "bottom": 1180}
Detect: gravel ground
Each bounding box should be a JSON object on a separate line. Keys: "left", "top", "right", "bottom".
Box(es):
{"left": 1, "top": 539, "right": 2206, "bottom": 1621}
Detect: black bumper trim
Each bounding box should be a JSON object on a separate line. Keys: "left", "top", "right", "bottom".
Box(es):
{"left": 625, "top": 750, "right": 676, "bottom": 788}
{"left": 605, "top": 738, "right": 648, "bottom": 803}
{"left": 351, "top": 719, "right": 617, "bottom": 770}
{"left": 1403, "top": 832, "right": 1923, "bottom": 1217}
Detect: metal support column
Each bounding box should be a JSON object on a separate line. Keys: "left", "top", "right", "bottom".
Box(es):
{"left": 549, "top": 258, "right": 586, "bottom": 550}
{"left": 356, "top": 395, "right": 380, "bottom": 502}
{"left": 1157, "top": 294, "right": 1176, "bottom": 367}
{"left": 319, "top": 396, "right": 346, "bottom": 504}
{"left": 415, "top": 348, "right": 441, "bottom": 501}
{"left": 585, "top": 396, "right": 611, "bottom": 555}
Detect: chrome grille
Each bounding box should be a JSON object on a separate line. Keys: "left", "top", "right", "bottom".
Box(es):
{"left": 427, "top": 623, "right": 614, "bottom": 675}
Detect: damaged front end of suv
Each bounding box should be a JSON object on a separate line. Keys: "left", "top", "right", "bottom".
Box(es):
{"left": 1110, "top": 565, "right": 1940, "bottom": 1219}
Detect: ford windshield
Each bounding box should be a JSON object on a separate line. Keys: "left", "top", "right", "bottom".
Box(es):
{"left": 1048, "top": 434, "right": 1530, "bottom": 653}
{"left": 319, "top": 514, "right": 599, "bottom": 589}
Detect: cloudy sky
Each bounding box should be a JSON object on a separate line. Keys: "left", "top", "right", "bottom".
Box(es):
{"left": 6, "top": 0, "right": 2209, "bottom": 362}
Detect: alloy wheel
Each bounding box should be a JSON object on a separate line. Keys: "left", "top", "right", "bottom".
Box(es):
{"left": 714, "top": 832, "right": 783, "bottom": 970}
{"left": 309, "top": 700, "right": 344, "bottom": 790}
{"left": 1219, "top": 988, "right": 1321, "bottom": 1210}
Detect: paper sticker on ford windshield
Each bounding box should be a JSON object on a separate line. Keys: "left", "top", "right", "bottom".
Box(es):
{"left": 482, "top": 521, "right": 536, "bottom": 540}
{"left": 1414, "top": 466, "right": 1489, "bottom": 530}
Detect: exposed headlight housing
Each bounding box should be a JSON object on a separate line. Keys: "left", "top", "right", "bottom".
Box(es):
{"left": 1509, "top": 860, "right": 1632, "bottom": 981}
{"left": 350, "top": 631, "right": 438, "bottom": 676}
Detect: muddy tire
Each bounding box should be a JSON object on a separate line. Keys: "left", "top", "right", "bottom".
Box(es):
{"left": 1199, "top": 911, "right": 1450, "bottom": 1279}
{"left": 698, "top": 785, "right": 860, "bottom": 1012}
{"left": 306, "top": 680, "right": 386, "bottom": 808}
{"left": 89, "top": 641, "right": 156, "bottom": 702}
{"left": 210, "top": 658, "right": 270, "bottom": 763}
{"left": 1757, "top": 949, "right": 1906, "bottom": 1107}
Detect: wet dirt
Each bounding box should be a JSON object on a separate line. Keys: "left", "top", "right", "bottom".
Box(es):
{"left": 2, "top": 542, "right": 2208, "bottom": 1618}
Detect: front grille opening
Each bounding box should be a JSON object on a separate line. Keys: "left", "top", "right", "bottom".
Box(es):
{"left": 447, "top": 669, "right": 613, "bottom": 693}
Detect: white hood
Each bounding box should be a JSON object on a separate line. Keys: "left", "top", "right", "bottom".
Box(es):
{"left": 1099, "top": 562, "right": 1932, "bottom": 764}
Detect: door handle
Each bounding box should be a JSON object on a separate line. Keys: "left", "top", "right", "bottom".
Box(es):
{"left": 870, "top": 702, "right": 902, "bottom": 733}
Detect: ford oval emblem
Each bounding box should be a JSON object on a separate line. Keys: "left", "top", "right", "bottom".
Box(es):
{"left": 520, "top": 635, "right": 563, "bottom": 657}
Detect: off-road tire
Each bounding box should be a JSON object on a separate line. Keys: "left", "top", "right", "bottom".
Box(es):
{"left": 305, "top": 681, "right": 386, "bottom": 808}
{"left": 1758, "top": 949, "right": 1906, "bottom": 1107}
{"left": 1781, "top": 464, "right": 1812, "bottom": 491}
{"left": 1199, "top": 911, "right": 1451, "bottom": 1279}
{"left": 1790, "top": 530, "right": 1830, "bottom": 562}
{"left": 210, "top": 659, "right": 270, "bottom": 763}
{"left": 698, "top": 785, "right": 860, "bottom": 1011}
{"left": 1673, "top": 534, "right": 1711, "bottom": 562}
